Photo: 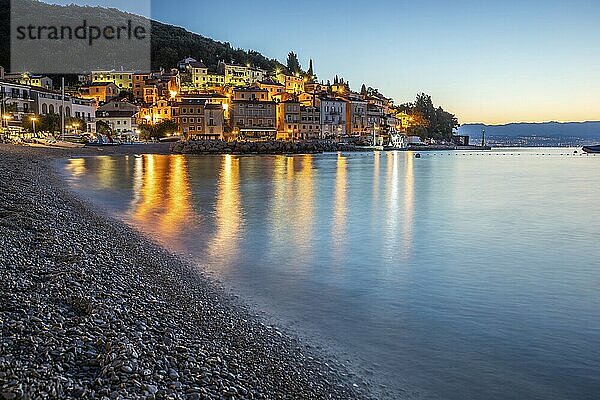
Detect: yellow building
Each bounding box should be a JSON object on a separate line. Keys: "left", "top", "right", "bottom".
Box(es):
{"left": 221, "top": 63, "right": 252, "bottom": 87}
{"left": 190, "top": 62, "right": 266, "bottom": 88}
{"left": 17, "top": 73, "right": 53, "bottom": 89}
{"left": 91, "top": 70, "right": 135, "bottom": 90}
{"left": 396, "top": 111, "right": 412, "bottom": 132}
{"left": 256, "top": 79, "right": 285, "bottom": 100}
{"left": 190, "top": 61, "right": 226, "bottom": 88}
{"left": 275, "top": 72, "right": 304, "bottom": 94}
{"left": 298, "top": 92, "right": 320, "bottom": 107}
{"left": 139, "top": 99, "right": 175, "bottom": 125}
{"left": 277, "top": 99, "right": 301, "bottom": 140}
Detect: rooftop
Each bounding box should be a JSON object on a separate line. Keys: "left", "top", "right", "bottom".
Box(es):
{"left": 81, "top": 82, "right": 117, "bottom": 87}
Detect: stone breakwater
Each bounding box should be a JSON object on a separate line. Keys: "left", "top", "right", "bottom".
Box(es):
{"left": 0, "top": 145, "right": 375, "bottom": 399}
{"left": 170, "top": 140, "right": 362, "bottom": 155}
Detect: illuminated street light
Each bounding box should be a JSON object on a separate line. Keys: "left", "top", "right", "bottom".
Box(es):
{"left": 30, "top": 116, "right": 38, "bottom": 136}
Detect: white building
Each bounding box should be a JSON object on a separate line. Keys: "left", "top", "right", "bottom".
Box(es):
{"left": 95, "top": 101, "right": 139, "bottom": 134}
{"left": 250, "top": 67, "right": 268, "bottom": 83}
{"left": 1, "top": 79, "right": 96, "bottom": 132}
{"left": 320, "top": 96, "right": 346, "bottom": 138}
{"left": 0, "top": 80, "right": 35, "bottom": 120}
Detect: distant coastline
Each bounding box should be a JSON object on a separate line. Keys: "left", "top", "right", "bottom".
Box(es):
{"left": 459, "top": 121, "right": 600, "bottom": 147}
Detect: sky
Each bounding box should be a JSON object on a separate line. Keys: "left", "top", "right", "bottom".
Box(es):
{"left": 46, "top": 0, "right": 600, "bottom": 124}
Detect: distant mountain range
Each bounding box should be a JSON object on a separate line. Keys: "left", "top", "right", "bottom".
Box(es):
{"left": 459, "top": 121, "right": 600, "bottom": 138}
{"left": 459, "top": 122, "right": 600, "bottom": 146}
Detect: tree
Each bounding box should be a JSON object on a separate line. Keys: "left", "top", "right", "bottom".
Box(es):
{"left": 286, "top": 51, "right": 301, "bottom": 75}
{"left": 400, "top": 93, "right": 458, "bottom": 140}
{"left": 306, "top": 59, "right": 315, "bottom": 81}
{"left": 40, "top": 113, "right": 61, "bottom": 134}
{"left": 138, "top": 120, "right": 179, "bottom": 141}
{"left": 96, "top": 120, "right": 112, "bottom": 135}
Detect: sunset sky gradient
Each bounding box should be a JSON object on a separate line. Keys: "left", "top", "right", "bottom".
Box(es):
{"left": 48, "top": 0, "right": 600, "bottom": 124}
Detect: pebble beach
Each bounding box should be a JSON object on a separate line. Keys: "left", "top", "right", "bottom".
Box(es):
{"left": 0, "top": 144, "right": 374, "bottom": 400}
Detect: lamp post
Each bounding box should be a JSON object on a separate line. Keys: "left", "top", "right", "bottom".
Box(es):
{"left": 2, "top": 114, "right": 12, "bottom": 128}
{"left": 0, "top": 92, "right": 5, "bottom": 130}
{"left": 31, "top": 116, "right": 38, "bottom": 137}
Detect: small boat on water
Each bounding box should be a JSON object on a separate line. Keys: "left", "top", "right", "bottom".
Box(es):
{"left": 582, "top": 145, "right": 600, "bottom": 154}
{"left": 33, "top": 137, "right": 85, "bottom": 149}
{"left": 86, "top": 134, "right": 121, "bottom": 147}
{"left": 356, "top": 145, "right": 384, "bottom": 151}
{"left": 383, "top": 133, "right": 408, "bottom": 151}
{"left": 159, "top": 135, "right": 184, "bottom": 143}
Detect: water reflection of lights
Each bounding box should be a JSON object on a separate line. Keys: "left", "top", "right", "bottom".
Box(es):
{"left": 269, "top": 156, "right": 292, "bottom": 236}
{"left": 131, "top": 155, "right": 194, "bottom": 242}
{"left": 332, "top": 154, "right": 348, "bottom": 255}
{"left": 208, "top": 154, "right": 242, "bottom": 265}
{"left": 401, "top": 152, "right": 415, "bottom": 260}
{"left": 65, "top": 158, "right": 86, "bottom": 183}
{"left": 293, "top": 155, "right": 315, "bottom": 260}
{"left": 383, "top": 151, "right": 400, "bottom": 255}
{"left": 372, "top": 151, "right": 381, "bottom": 225}
{"left": 96, "top": 156, "right": 119, "bottom": 189}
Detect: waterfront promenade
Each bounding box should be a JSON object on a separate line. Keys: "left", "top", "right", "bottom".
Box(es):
{"left": 0, "top": 144, "right": 374, "bottom": 399}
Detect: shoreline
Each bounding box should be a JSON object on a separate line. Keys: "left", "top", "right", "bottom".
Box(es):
{"left": 0, "top": 144, "right": 379, "bottom": 399}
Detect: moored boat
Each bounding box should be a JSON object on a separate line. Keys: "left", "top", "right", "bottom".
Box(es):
{"left": 582, "top": 145, "right": 600, "bottom": 154}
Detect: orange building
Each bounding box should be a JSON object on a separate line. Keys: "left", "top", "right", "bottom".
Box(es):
{"left": 79, "top": 82, "right": 119, "bottom": 103}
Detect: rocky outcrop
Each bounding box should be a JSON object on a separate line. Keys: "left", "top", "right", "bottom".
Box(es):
{"left": 170, "top": 140, "right": 360, "bottom": 155}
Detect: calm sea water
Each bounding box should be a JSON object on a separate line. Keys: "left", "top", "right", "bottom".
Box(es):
{"left": 63, "top": 148, "right": 600, "bottom": 399}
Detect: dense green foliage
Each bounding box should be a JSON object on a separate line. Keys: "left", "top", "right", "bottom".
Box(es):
{"left": 286, "top": 52, "right": 302, "bottom": 75}
{"left": 151, "top": 21, "right": 286, "bottom": 72}
{"left": 37, "top": 113, "right": 61, "bottom": 133}
{"left": 0, "top": 0, "right": 286, "bottom": 73}
{"left": 138, "top": 120, "right": 178, "bottom": 141}
{"left": 0, "top": 0, "right": 8, "bottom": 69}
{"left": 398, "top": 93, "right": 459, "bottom": 140}
{"left": 96, "top": 120, "right": 112, "bottom": 135}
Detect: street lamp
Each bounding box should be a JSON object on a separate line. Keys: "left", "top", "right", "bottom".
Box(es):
{"left": 2, "top": 114, "right": 12, "bottom": 129}
{"left": 30, "top": 116, "right": 38, "bottom": 137}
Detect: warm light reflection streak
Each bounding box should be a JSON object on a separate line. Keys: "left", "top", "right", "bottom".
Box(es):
{"left": 131, "top": 155, "right": 194, "bottom": 242}
{"left": 332, "top": 154, "right": 348, "bottom": 255}
{"left": 208, "top": 155, "right": 242, "bottom": 266}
